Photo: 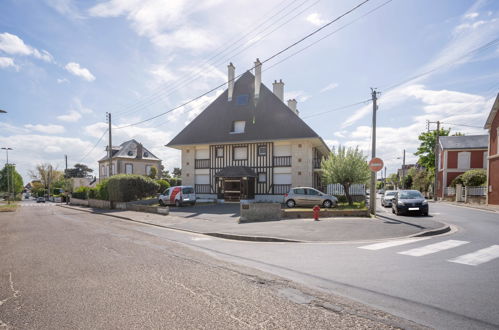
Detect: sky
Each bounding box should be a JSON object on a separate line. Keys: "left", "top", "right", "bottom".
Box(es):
{"left": 1, "top": 0, "right": 499, "bottom": 183}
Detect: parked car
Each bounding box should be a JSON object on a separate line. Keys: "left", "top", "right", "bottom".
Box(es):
{"left": 391, "top": 190, "right": 428, "bottom": 216}
{"left": 159, "top": 186, "right": 196, "bottom": 207}
{"left": 36, "top": 197, "right": 45, "bottom": 203}
{"left": 381, "top": 190, "right": 397, "bottom": 207}
{"left": 284, "top": 187, "right": 338, "bottom": 208}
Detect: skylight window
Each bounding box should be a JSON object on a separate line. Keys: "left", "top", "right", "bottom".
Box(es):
{"left": 236, "top": 94, "right": 249, "bottom": 105}
{"left": 232, "top": 121, "right": 245, "bottom": 134}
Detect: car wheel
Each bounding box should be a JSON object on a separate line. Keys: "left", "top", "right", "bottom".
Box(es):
{"left": 175, "top": 200, "right": 181, "bottom": 207}
{"left": 323, "top": 200, "right": 332, "bottom": 208}
{"left": 396, "top": 208, "right": 401, "bottom": 215}
{"left": 286, "top": 199, "right": 296, "bottom": 208}
{"left": 159, "top": 199, "right": 165, "bottom": 206}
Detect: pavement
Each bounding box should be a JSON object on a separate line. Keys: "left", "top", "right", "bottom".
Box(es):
{"left": 58, "top": 202, "right": 449, "bottom": 243}
{"left": 436, "top": 200, "right": 499, "bottom": 212}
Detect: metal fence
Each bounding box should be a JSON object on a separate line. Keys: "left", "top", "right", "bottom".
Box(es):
{"left": 466, "top": 186, "right": 487, "bottom": 196}
{"left": 444, "top": 187, "right": 455, "bottom": 196}
{"left": 327, "top": 184, "right": 366, "bottom": 196}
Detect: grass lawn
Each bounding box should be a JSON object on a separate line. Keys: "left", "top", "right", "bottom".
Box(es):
{"left": 335, "top": 202, "right": 367, "bottom": 210}
{"left": 0, "top": 202, "right": 19, "bottom": 212}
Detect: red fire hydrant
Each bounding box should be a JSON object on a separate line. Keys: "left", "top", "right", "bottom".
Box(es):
{"left": 313, "top": 205, "right": 321, "bottom": 221}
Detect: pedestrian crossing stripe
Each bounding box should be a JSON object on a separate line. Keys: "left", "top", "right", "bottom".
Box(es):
{"left": 398, "top": 240, "right": 469, "bottom": 257}
{"left": 448, "top": 245, "right": 499, "bottom": 266}
{"left": 359, "top": 237, "right": 431, "bottom": 250}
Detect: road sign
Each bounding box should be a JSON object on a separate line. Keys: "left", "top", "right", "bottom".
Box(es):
{"left": 369, "top": 158, "right": 384, "bottom": 172}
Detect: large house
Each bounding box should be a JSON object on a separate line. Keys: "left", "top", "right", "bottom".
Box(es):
{"left": 98, "top": 139, "right": 162, "bottom": 179}
{"left": 436, "top": 135, "right": 488, "bottom": 198}
{"left": 166, "top": 60, "right": 329, "bottom": 202}
{"left": 484, "top": 93, "right": 499, "bottom": 205}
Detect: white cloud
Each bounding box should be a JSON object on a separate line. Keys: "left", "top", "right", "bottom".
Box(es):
{"left": 64, "top": 62, "right": 95, "bottom": 81}
{"left": 0, "top": 56, "right": 19, "bottom": 70}
{"left": 45, "top": 0, "right": 84, "bottom": 19}
{"left": 320, "top": 83, "right": 339, "bottom": 93}
{"left": 57, "top": 78, "right": 69, "bottom": 84}
{"left": 57, "top": 110, "right": 82, "bottom": 122}
{"left": 464, "top": 12, "right": 479, "bottom": 20}
{"left": 455, "top": 20, "right": 488, "bottom": 32}
{"left": 306, "top": 13, "right": 327, "bottom": 26}
{"left": 0, "top": 32, "right": 53, "bottom": 62}
{"left": 150, "top": 64, "right": 177, "bottom": 83}
{"left": 284, "top": 90, "right": 310, "bottom": 103}
{"left": 25, "top": 124, "right": 66, "bottom": 134}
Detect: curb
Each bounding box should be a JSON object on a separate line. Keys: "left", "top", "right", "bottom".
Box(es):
{"left": 58, "top": 205, "right": 451, "bottom": 243}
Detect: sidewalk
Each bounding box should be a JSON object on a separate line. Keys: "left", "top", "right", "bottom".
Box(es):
{"left": 436, "top": 200, "right": 499, "bottom": 213}
{"left": 59, "top": 204, "right": 450, "bottom": 243}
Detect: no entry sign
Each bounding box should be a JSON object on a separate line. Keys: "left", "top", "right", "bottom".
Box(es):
{"left": 369, "top": 158, "right": 384, "bottom": 172}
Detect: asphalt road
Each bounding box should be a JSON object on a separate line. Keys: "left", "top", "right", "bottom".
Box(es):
{"left": 0, "top": 200, "right": 421, "bottom": 329}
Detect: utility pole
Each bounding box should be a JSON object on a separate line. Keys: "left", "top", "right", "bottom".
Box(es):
{"left": 65, "top": 155, "right": 68, "bottom": 171}
{"left": 107, "top": 113, "right": 113, "bottom": 177}
{"left": 401, "top": 149, "right": 406, "bottom": 189}
{"left": 384, "top": 166, "right": 387, "bottom": 188}
{"left": 370, "top": 88, "right": 378, "bottom": 215}
{"left": 434, "top": 121, "right": 440, "bottom": 201}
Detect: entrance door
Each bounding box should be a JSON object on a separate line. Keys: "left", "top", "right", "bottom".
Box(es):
{"left": 224, "top": 178, "right": 241, "bottom": 202}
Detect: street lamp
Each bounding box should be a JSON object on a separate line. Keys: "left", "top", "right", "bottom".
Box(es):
{"left": 1, "top": 147, "right": 13, "bottom": 204}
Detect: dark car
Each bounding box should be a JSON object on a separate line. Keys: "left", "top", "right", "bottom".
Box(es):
{"left": 392, "top": 190, "right": 428, "bottom": 216}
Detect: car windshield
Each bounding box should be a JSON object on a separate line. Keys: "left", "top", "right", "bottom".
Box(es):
{"left": 399, "top": 191, "right": 423, "bottom": 199}
{"left": 385, "top": 192, "right": 396, "bottom": 197}
{"left": 182, "top": 187, "right": 194, "bottom": 194}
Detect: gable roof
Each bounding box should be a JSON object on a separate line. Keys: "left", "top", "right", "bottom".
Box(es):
{"left": 166, "top": 71, "right": 328, "bottom": 152}
{"left": 99, "top": 139, "right": 161, "bottom": 162}
{"left": 439, "top": 135, "right": 488, "bottom": 150}
{"left": 484, "top": 92, "right": 499, "bottom": 129}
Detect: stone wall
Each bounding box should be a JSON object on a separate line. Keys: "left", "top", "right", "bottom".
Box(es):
{"left": 69, "top": 197, "right": 88, "bottom": 206}
{"left": 239, "top": 202, "right": 281, "bottom": 223}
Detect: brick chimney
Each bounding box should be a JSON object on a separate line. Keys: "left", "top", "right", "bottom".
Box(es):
{"left": 227, "top": 62, "right": 235, "bottom": 102}
{"left": 287, "top": 99, "right": 298, "bottom": 115}
{"left": 136, "top": 143, "right": 143, "bottom": 159}
{"left": 254, "top": 58, "right": 262, "bottom": 101}
{"left": 272, "top": 79, "right": 284, "bottom": 102}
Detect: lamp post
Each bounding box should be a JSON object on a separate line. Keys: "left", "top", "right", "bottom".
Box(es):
{"left": 2, "top": 147, "right": 13, "bottom": 204}
{"left": 396, "top": 149, "right": 406, "bottom": 189}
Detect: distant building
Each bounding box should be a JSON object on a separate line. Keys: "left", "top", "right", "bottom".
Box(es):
{"left": 98, "top": 139, "right": 162, "bottom": 179}
{"left": 436, "top": 135, "right": 488, "bottom": 198}
{"left": 484, "top": 93, "right": 499, "bottom": 205}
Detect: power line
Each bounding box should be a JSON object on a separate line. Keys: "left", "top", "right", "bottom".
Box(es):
{"left": 78, "top": 129, "right": 108, "bottom": 163}
{"left": 440, "top": 122, "right": 484, "bottom": 129}
{"left": 114, "top": 0, "right": 374, "bottom": 129}
{"left": 302, "top": 99, "right": 372, "bottom": 119}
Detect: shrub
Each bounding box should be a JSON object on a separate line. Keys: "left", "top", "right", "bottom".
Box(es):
{"left": 156, "top": 179, "right": 170, "bottom": 193}
{"left": 107, "top": 174, "right": 160, "bottom": 202}
{"left": 72, "top": 186, "right": 89, "bottom": 200}
{"left": 334, "top": 195, "right": 348, "bottom": 203}
{"left": 461, "top": 169, "right": 487, "bottom": 187}
{"left": 450, "top": 174, "right": 464, "bottom": 187}
{"left": 96, "top": 179, "right": 109, "bottom": 200}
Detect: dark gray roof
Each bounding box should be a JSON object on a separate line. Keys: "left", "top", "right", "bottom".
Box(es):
{"left": 439, "top": 135, "right": 488, "bottom": 150}
{"left": 215, "top": 166, "right": 257, "bottom": 177}
{"left": 99, "top": 139, "right": 161, "bottom": 162}
{"left": 167, "top": 71, "right": 324, "bottom": 148}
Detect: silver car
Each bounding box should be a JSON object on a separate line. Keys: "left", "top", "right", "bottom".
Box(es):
{"left": 284, "top": 187, "right": 338, "bottom": 208}
{"left": 381, "top": 190, "right": 397, "bottom": 207}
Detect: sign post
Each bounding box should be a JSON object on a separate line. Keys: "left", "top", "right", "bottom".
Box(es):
{"left": 368, "top": 157, "right": 384, "bottom": 215}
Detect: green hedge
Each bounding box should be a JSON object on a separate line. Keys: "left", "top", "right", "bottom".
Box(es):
{"left": 156, "top": 179, "right": 170, "bottom": 193}
{"left": 72, "top": 186, "right": 89, "bottom": 199}
{"left": 107, "top": 174, "right": 160, "bottom": 202}
{"left": 461, "top": 169, "right": 487, "bottom": 187}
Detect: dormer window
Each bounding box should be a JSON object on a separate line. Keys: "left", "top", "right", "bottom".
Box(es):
{"left": 127, "top": 151, "right": 133, "bottom": 156}
{"left": 236, "top": 94, "right": 249, "bottom": 105}
{"left": 231, "top": 121, "right": 245, "bottom": 134}
{"left": 144, "top": 152, "right": 149, "bottom": 157}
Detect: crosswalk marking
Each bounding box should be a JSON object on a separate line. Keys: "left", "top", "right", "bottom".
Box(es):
{"left": 359, "top": 237, "right": 431, "bottom": 250}
{"left": 398, "top": 240, "right": 469, "bottom": 257}
{"left": 448, "top": 245, "right": 499, "bottom": 266}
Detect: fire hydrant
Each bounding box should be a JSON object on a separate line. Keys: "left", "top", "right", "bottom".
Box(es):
{"left": 313, "top": 205, "right": 321, "bottom": 221}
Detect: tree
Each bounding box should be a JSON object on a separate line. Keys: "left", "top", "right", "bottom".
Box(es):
{"left": 412, "top": 169, "right": 432, "bottom": 192}
{"left": 28, "top": 164, "right": 63, "bottom": 193}
{"left": 172, "top": 167, "right": 181, "bottom": 177}
{"left": 321, "top": 146, "right": 370, "bottom": 205}
{"left": 414, "top": 128, "right": 451, "bottom": 170}
{"left": 0, "top": 164, "right": 23, "bottom": 198}
{"left": 148, "top": 166, "right": 158, "bottom": 179}
{"left": 65, "top": 163, "right": 93, "bottom": 178}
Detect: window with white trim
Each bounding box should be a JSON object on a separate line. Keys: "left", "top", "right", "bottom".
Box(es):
{"left": 146, "top": 165, "right": 152, "bottom": 175}
{"left": 483, "top": 151, "right": 488, "bottom": 169}
{"left": 457, "top": 151, "right": 470, "bottom": 169}
{"left": 231, "top": 121, "right": 245, "bottom": 133}
{"left": 233, "top": 146, "right": 247, "bottom": 160}
{"left": 258, "top": 145, "right": 267, "bottom": 156}
{"left": 216, "top": 147, "right": 224, "bottom": 158}
{"left": 125, "top": 163, "right": 133, "bottom": 174}
{"left": 258, "top": 172, "right": 267, "bottom": 183}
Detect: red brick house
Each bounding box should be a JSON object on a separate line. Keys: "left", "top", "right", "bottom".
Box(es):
{"left": 437, "top": 135, "right": 488, "bottom": 198}
{"left": 484, "top": 93, "right": 499, "bottom": 205}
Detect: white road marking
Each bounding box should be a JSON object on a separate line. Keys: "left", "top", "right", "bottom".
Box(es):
{"left": 448, "top": 245, "right": 499, "bottom": 266}
{"left": 359, "top": 237, "right": 431, "bottom": 250}
{"left": 398, "top": 240, "right": 469, "bottom": 257}
{"left": 192, "top": 237, "right": 212, "bottom": 241}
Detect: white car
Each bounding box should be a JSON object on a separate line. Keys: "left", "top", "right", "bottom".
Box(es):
{"left": 381, "top": 190, "right": 397, "bottom": 207}
{"left": 159, "top": 186, "right": 196, "bottom": 207}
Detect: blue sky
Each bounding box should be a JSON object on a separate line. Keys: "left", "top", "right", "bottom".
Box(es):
{"left": 1, "top": 0, "right": 498, "bottom": 182}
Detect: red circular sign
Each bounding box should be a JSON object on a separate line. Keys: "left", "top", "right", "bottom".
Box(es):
{"left": 369, "top": 157, "right": 384, "bottom": 172}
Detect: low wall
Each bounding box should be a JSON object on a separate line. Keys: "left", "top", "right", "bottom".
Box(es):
{"left": 255, "top": 195, "right": 285, "bottom": 203}
{"left": 239, "top": 202, "right": 281, "bottom": 223}
{"left": 466, "top": 196, "right": 486, "bottom": 204}
{"left": 282, "top": 208, "right": 369, "bottom": 219}
{"left": 70, "top": 198, "right": 168, "bottom": 215}
{"left": 88, "top": 199, "right": 112, "bottom": 209}
{"left": 127, "top": 203, "right": 169, "bottom": 215}
{"left": 70, "top": 197, "right": 88, "bottom": 206}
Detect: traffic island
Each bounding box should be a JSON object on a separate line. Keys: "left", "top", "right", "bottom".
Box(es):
{"left": 282, "top": 208, "right": 369, "bottom": 219}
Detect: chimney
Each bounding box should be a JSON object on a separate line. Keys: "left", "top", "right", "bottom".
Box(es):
{"left": 227, "top": 62, "right": 235, "bottom": 102}
{"left": 272, "top": 79, "right": 284, "bottom": 102}
{"left": 254, "top": 58, "right": 262, "bottom": 101}
{"left": 287, "top": 99, "right": 298, "bottom": 114}
{"left": 137, "top": 143, "right": 143, "bottom": 159}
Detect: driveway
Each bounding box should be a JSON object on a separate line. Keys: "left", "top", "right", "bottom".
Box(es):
{"left": 168, "top": 202, "right": 240, "bottom": 221}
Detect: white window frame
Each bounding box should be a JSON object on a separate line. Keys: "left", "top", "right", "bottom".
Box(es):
{"left": 258, "top": 172, "right": 267, "bottom": 183}
{"left": 233, "top": 146, "right": 247, "bottom": 160}
{"left": 216, "top": 147, "right": 224, "bottom": 158}
{"left": 146, "top": 165, "right": 152, "bottom": 175}
{"left": 457, "top": 151, "right": 471, "bottom": 170}
{"left": 483, "top": 151, "right": 488, "bottom": 169}
{"left": 231, "top": 120, "right": 245, "bottom": 134}
{"left": 258, "top": 145, "right": 267, "bottom": 156}
{"left": 125, "top": 163, "right": 133, "bottom": 174}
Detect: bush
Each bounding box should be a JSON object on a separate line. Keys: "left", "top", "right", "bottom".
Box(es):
{"left": 156, "top": 179, "right": 170, "bottom": 193}
{"left": 96, "top": 179, "right": 109, "bottom": 200}
{"left": 72, "top": 186, "right": 89, "bottom": 199}
{"left": 334, "top": 195, "right": 348, "bottom": 203}
{"left": 450, "top": 174, "right": 464, "bottom": 187}
{"left": 107, "top": 174, "right": 160, "bottom": 202}
{"left": 461, "top": 169, "right": 487, "bottom": 187}
{"left": 168, "top": 177, "right": 182, "bottom": 187}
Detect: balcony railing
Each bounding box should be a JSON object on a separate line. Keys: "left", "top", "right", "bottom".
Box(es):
{"left": 195, "top": 159, "right": 210, "bottom": 169}
{"left": 195, "top": 184, "right": 211, "bottom": 194}
{"left": 313, "top": 158, "right": 322, "bottom": 169}
{"left": 273, "top": 184, "right": 291, "bottom": 195}
{"left": 273, "top": 156, "right": 291, "bottom": 167}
